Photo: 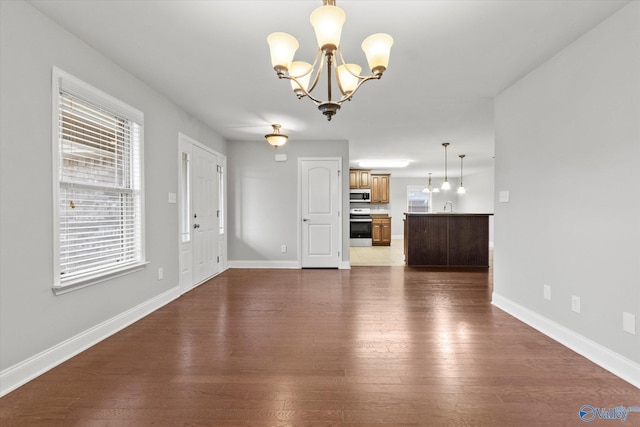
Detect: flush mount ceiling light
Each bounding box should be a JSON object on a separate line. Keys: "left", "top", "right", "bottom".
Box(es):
{"left": 267, "top": 0, "right": 393, "bottom": 121}
{"left": 457, "top": 154, "right": 466, "bottom": 194}
{"left": 265, "top": 124, "right": 288, "bottom": 148}
{"left": 441, "top": 142, "right": 451, "bottom": 190}
{"left": 358, "top": 160, "right": 408, "bottom": 168}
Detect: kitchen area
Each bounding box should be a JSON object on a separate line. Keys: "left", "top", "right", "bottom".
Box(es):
{"left": 349, "top": 169, "right": 404, "bottom": 265}
{"left": 349, "top": 168, "right": 495, "bottom": 267}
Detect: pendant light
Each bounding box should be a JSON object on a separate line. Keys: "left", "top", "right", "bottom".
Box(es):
{"left": 457, "top": 154, "right": 466, "bottom": 194}
{"left": 423, "top": 173, "right": 439, "bottom": 193}
{"left": 422, "top": 173, "right": 432, "bottom": 193}
{"left": 441, "top": 142, "right": 451, "bottom": 190}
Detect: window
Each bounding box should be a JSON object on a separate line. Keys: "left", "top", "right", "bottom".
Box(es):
{"left": 181, "top": 151, "right": 191, "bottom": 243}
{"left": 52, "top": 68, "right": 145, "bottom": 293}
{"left": 217, "top": 164, "right": 224, "bottom": 235}
{"left": 407, "top": 185, "right": 430, "bottom": 213}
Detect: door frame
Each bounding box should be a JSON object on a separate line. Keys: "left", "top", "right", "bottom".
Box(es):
{"left": 178, "top": 133, "right": 227, "bottom": 294}
{"left": 297, "top": 157, "right": 343, "bottom": 268}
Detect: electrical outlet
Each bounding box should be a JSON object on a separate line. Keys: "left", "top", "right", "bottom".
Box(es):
{"left": 543, "top": 284, "right": 551, "bottom": 301}
{"left": 281, "top": 244, "right": 287, "bottom": 253}
{"left": 623, "top": 312, "right": 636, "bottom": 335}
{"left": 158, "top": 267, "right": 164, "bottom": 280}
{"left": 571, "top": 295, "right": 581, "bottom": 314}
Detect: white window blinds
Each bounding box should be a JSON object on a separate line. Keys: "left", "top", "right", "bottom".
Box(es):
{"left": 54, "top": 69, "right": 144, "bottom": 288}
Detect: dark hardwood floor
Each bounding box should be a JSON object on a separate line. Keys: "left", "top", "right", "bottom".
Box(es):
{"left": 1, "top": 267, "right": 638, "bottom": 426}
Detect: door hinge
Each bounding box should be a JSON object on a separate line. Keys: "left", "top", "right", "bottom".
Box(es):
{"left": 216, "top": 210, "right": 220, "bottom": 218}
{"left": 217, "top": 256, "right": 220, "bottom": 263}
{"left": 338, "top": 170, "right": 341, "bottom": 176}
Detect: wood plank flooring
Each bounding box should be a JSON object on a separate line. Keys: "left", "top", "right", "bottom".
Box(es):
{"left": 1, "top": 267, "right": 638, "bottom": 426}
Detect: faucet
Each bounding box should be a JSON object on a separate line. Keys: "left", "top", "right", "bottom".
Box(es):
{"left": 443, "top": 201, "right": 454, "bottom": 212}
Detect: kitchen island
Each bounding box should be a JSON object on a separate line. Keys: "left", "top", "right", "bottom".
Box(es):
{"left": 404, "top": 213, "right": 492, "bottom": 267}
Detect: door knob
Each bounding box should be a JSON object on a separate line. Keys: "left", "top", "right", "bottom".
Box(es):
{"left": 194, "top": 223, "right": 200, "bottom": 229}
{"left": 302, "top": 218, "right": 310, "bottom": 222}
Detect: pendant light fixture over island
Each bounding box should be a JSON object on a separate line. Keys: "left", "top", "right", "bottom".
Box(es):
{"left": 424, "top": 142, "right": 468, "bottom": 194}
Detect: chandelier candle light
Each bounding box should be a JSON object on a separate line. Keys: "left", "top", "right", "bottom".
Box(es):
{"left": 267, "top": 0, "right": 393, "bottom": 121}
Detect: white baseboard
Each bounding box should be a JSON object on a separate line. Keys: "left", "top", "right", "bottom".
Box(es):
{"left": 492, "top": 292, "right": 640, "bottom": 389}
{"left": 228, "top": 261, "right": 352, "bottom": 269}
{"left": 0, "top": 285, "right": 181, "bottom": 397}
{"left": 228, "top": 260, "right": 300, "bottom": 269}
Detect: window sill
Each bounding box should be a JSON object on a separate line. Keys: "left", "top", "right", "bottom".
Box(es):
{"left": 52, "top": 261, "right": 149, "bottom": 296}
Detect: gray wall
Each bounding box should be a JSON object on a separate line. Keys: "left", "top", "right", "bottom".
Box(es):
{"left": 0, "top": 1, "right": 226, "bottom": 370}
{"left": 494, "top": 2, "right": 639, "bottom": 363}
{"left": 457, "top": 168, "right": 495, "bottom": 244}
{"left": 227, "top": 139, "right": 350, "bottom": 264}
{"left": 457, "top": 169, "right": 495, "bottom": 214}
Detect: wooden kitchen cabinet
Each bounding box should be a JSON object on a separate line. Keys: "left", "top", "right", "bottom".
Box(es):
{"left": 371, "top": 215, "right": 391, "bottom": 246}
{"left": 370, "top": 174, "right": 390, "bottom": 203}
{"left": 349, "top": 169, "right": 371, "bottom": 189}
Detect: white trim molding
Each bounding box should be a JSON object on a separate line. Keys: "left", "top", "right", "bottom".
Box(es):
{"left": 227, "top": 261, "right": 352, "bottom": 270}
{"left": 227, "top": 261, "right": 300, "bottom": 269}
{"left": 492, "top": 292, "right": 640, "bottom": 389}
{"left": 0, "top": 286, "right": 181, "bottom": 397}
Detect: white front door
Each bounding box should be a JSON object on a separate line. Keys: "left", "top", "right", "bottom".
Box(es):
{"left": 300, "top": 158, "right": 341, "bottom": 268}
{"left": 178, "top": 134, "right": 226, "bottom": 294}
{"left": 192, "top": 144, "right": 219, "bottom": 284}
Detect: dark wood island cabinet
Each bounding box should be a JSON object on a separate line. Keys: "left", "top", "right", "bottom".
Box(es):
{"left": 404, "top": 213, "right": 492, "bottom": 267}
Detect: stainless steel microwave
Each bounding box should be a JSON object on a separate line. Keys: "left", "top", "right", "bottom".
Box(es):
{"left": 349, "top": 189, "right": 371, "bottom": 202}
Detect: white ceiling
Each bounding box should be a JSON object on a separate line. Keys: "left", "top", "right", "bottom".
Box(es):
{"left": 29, "top": 0, "right": 630, "bottom": 178}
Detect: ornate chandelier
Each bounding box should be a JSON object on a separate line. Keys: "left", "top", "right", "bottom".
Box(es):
{"left": 267, "top": 0, "right": 393, "bottom": 121}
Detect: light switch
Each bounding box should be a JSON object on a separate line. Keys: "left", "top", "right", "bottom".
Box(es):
{"left": 168, "top": 192, "right": 177, "bottom": 204}
{"left": 499, "top": 191, "right": 510, "bottom": 203}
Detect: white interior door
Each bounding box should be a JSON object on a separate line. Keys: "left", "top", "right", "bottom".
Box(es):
{"left": 192, "top": 144, "right": 218, "bottom": 284}
{"left": 300, "top": 158, "right": 341, "bottom": 268}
